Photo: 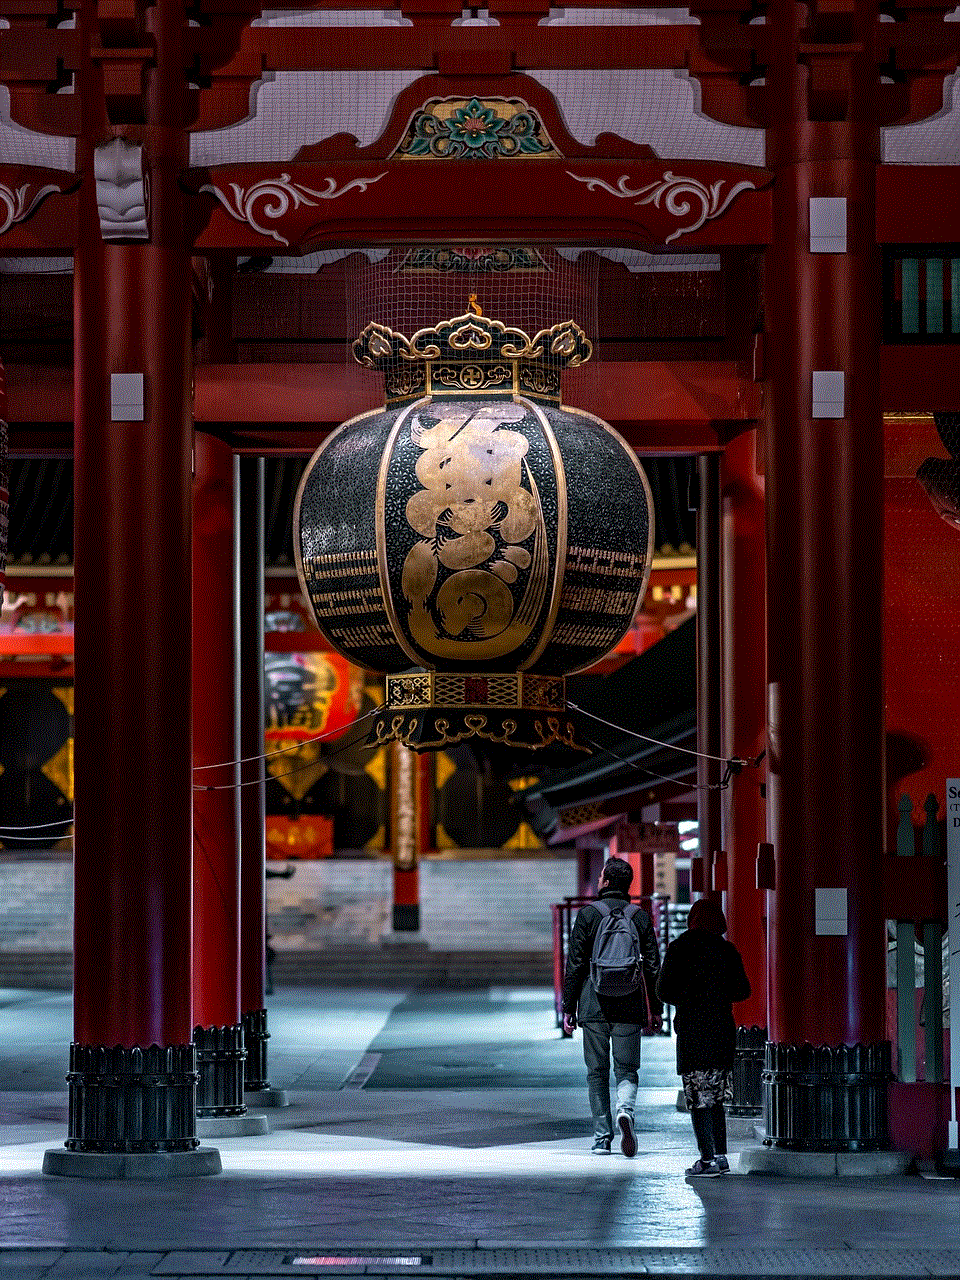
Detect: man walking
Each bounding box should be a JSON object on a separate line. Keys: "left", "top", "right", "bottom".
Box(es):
{"left": 562, "top": 857, "right": 662, "bottom": 1155}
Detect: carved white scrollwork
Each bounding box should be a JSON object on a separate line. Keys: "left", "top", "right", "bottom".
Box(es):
{"left": 94, "top": 138, "right": 149, "bottom": 240}
{"left": 0, "top": 183, "right": 60, "bottom": 238}
{"left": 567, "top": 170, "right": 757, "bottom": 243}
{"left": 199, "top": 172, "right": 387, "bottom": 246}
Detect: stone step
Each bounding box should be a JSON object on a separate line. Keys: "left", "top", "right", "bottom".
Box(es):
{"left": 0, "top": 948, "right": 554, "bottom": 991}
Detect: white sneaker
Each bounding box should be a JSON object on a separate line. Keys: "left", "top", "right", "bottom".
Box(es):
{"left": 617, "top": 1110, "right": 637, "bottom": 1157}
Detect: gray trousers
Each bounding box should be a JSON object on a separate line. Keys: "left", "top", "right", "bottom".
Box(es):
{"left": 581, "top": 1019, "right": 640, "bottom": 1140}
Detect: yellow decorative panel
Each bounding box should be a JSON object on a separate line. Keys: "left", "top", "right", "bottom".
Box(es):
{"left": 507, "top": 775, "right": 539, "bottom": 793}
{"left": 363, "top": 746, "right": 388, "bottom": 792}
{"left": 41, "top": 740, "right": 74, "bottom": 803}
{"left": 435, "top": 751, "right": 457, "bottom": 792}
{"left": 267, "top": 740, "right": 327, "bottom": 801}
{"left": 363, "top": 823, "right": 386, "bottom": 852}
{"left": 503, "top": 820, "right": 543, "bottom": 851}
{"left": 52, "top": 687, "right": 74, "bottom": 717}
{"left": 435, "top": 821, "right": 457, "bottom": 850}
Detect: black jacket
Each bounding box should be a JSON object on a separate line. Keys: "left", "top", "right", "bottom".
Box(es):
{"left": 655, "top": 927, "right": 751, "bottom": 1074}
{"left": 561, "top": 889, "right": 663, "bottom": 1026}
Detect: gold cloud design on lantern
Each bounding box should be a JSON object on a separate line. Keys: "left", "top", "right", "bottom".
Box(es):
{"left": 400, "top": 402, "right": 549, "bottom": 660}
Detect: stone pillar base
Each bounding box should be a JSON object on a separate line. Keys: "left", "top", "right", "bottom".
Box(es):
{"left": 43, "top": 1147, "right": 221, "bottom": 1180}
{"left": 195, "top": 1023, "right": 247, "bottom": 1118}
{"left": 196, "top": 1114, "right": 268, "bottom": 1138}
{"left": 939, "top": 1148, "right": 960, "bottom": 1176}
{"left": 763, "top": 1041, "right": 893, "bottom": 1151}
{"left": 740, "top": 1147, "right": 912, "bottom": 1177}
{"left": 245, "top": 1087, "right": 290, "bottom": 1107}
{"left": 730, "top": 1025, "right": 766, "bottom": 1117}
{"left": 65, "top": 1043, "right": 199, "bottom": 1153}
{"left": 392, "top": 902, "right": 420, "bottom": 931}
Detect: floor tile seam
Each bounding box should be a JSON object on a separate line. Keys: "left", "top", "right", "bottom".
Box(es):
{"left": 93, "top": 1253, "right": 960, "bottom": 1267}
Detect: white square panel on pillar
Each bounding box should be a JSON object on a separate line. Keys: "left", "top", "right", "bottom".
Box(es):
{"left": 814, "top": 886, "right": 848, "bottom": 935}
{"left": 812, "top": 370, "right": 845, "bottom": 419}
{"left": 810, "top": 197, "right": 847, "bottom": 253}
{"left": 111, "top": 372, "right": 144, "bottom": 422}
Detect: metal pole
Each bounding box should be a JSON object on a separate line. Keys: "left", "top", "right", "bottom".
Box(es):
{"left": 695, "top": 453, "right": 722, "bottom": 900}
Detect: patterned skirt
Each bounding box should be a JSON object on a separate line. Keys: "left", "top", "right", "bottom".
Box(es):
{"left": 682, "top": 1067, "right": 733, "bottom": 1110}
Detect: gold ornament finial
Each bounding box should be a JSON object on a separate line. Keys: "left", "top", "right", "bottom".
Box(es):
{"left": 468, "top": 294, "right": 482, "bottom": 316}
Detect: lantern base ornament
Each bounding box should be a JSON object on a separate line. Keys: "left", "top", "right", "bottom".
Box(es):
{"left": 370, "top": 671, "right": 590, "bottom": 757}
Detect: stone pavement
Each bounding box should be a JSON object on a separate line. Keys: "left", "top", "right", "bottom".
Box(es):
{"left": 0, "top": 985, "right": 958, "bottom": 1279}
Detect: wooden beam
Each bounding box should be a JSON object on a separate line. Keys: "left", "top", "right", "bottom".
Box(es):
{"left": 881, "top": 344, "right": 960, "bottom": 412}
{"left": 190, "top": 159, "right": 772, "bottom": 252}
{"left": 6, "top": 359, "right": 760, "bottom": 452}
{"left": 7, "top": 163, "right": 960, "bottom": 255}
{"left": 207, "top": 23, "right": 701, "bottom": 75}
{"left": 877, "top": 166, "right": 960, "bottom": 243}
{"left": 10, "top": 361, "right": 949, "bottom": 464}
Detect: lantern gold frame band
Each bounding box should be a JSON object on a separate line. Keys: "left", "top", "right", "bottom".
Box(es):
{"left": 385, "top": 670, "right": 567, "bottom": 712}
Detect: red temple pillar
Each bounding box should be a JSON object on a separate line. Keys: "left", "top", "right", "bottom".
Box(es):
{"left": 721, "top": 429, "right": 768, "bottom": 1117}
{"left": 695, "top": 453, "right": 722, "bottom": 900}
{"left": 192, "top": 433, "right": 263, "bottom": 1133}
{"left": 576, "top": 840, "right": 605, "bottom": 899}
{"left": 760, "top": 0, "right": 890, "bottom": 1152}
{"left": 46, "top": 1, "right": 219, "bottom": 1176}
{"left": 237, "top": 456, "right": 286, "bottom": 1105}
{"left": 390, "top": 743, "right": 422, "bottom": 931}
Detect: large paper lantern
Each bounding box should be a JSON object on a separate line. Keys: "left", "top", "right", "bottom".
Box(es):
{"left": 295, "top": 312, "right": 654, "bottom": 754}
{"left": 264, "top": 651, "right": 364, "bottom": 798}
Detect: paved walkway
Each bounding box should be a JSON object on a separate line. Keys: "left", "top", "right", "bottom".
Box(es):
{"left": 0, "top": 985, "right": 958, "bottom": 1278}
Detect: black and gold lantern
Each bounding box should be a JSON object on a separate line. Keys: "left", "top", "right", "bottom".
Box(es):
{"left": 294, "top": 312, "right": 654, "bottom": 754}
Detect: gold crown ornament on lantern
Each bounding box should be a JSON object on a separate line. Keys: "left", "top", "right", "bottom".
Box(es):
{"left": 352, "top": 312, "right": 593, "bottom": 406}
{"left": 295, "top": 311, "right": 654, "bottom": 758}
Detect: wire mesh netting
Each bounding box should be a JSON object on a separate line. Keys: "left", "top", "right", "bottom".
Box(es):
{"left": 349, "top": 245, "right": 598, "bottom": 343}
{"left": 344, "top": 243, "right": 600, "bottom": 402}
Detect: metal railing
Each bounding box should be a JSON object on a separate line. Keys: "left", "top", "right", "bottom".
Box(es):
{"left": 888, "top": 793, "right": 948, "bottom": 1084}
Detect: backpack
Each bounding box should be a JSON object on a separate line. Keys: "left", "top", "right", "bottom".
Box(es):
{"left": 589, "top": 901, "right": 644, "bottom": 997}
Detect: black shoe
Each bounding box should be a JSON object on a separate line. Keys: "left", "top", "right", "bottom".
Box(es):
{"left": 591, "top": 1136, "right": 612, "bottom": 1154}
{"left": 685, "top": 1158, "right": 721, "bottom": 1177}
{"left": 716, "top": 1155, "right": 730, "bottom": 1173}
{"left": 617, "top": 1111, "right": 637, "bottom": 1158}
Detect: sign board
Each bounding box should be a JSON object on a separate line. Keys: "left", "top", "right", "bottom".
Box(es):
{"left": 948, "top": 779, "right": 960, "bottom": 1150}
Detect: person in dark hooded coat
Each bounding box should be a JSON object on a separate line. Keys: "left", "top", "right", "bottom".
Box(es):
{"left": 655, "top": 897, "right": 751, "bottom": 1177}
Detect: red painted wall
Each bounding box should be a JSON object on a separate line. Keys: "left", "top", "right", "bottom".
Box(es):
{"left": 884, "top": 477, "right": 960, "bottom": 844}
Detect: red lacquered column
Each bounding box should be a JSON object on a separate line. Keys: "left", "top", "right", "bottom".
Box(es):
{"left": 696, "top": 453, "right": 722, "bottom": 901}
{"left": 391, "top": 743, "right": 422, "bottom": 932}
{"left": 192, "top": 432, "right": 247, "bottom": 1120}
{"left": 721, "top": 429, "right": 768, "bottom": 1116}
{"left": 237, "top": 456, "right": 284, "bottom": 1103}
{"left": 52, "top": 0, "right": 218, "bottom": 1172}
{"left": 763, "top": 0, "right": 889, "bottom": 1149}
